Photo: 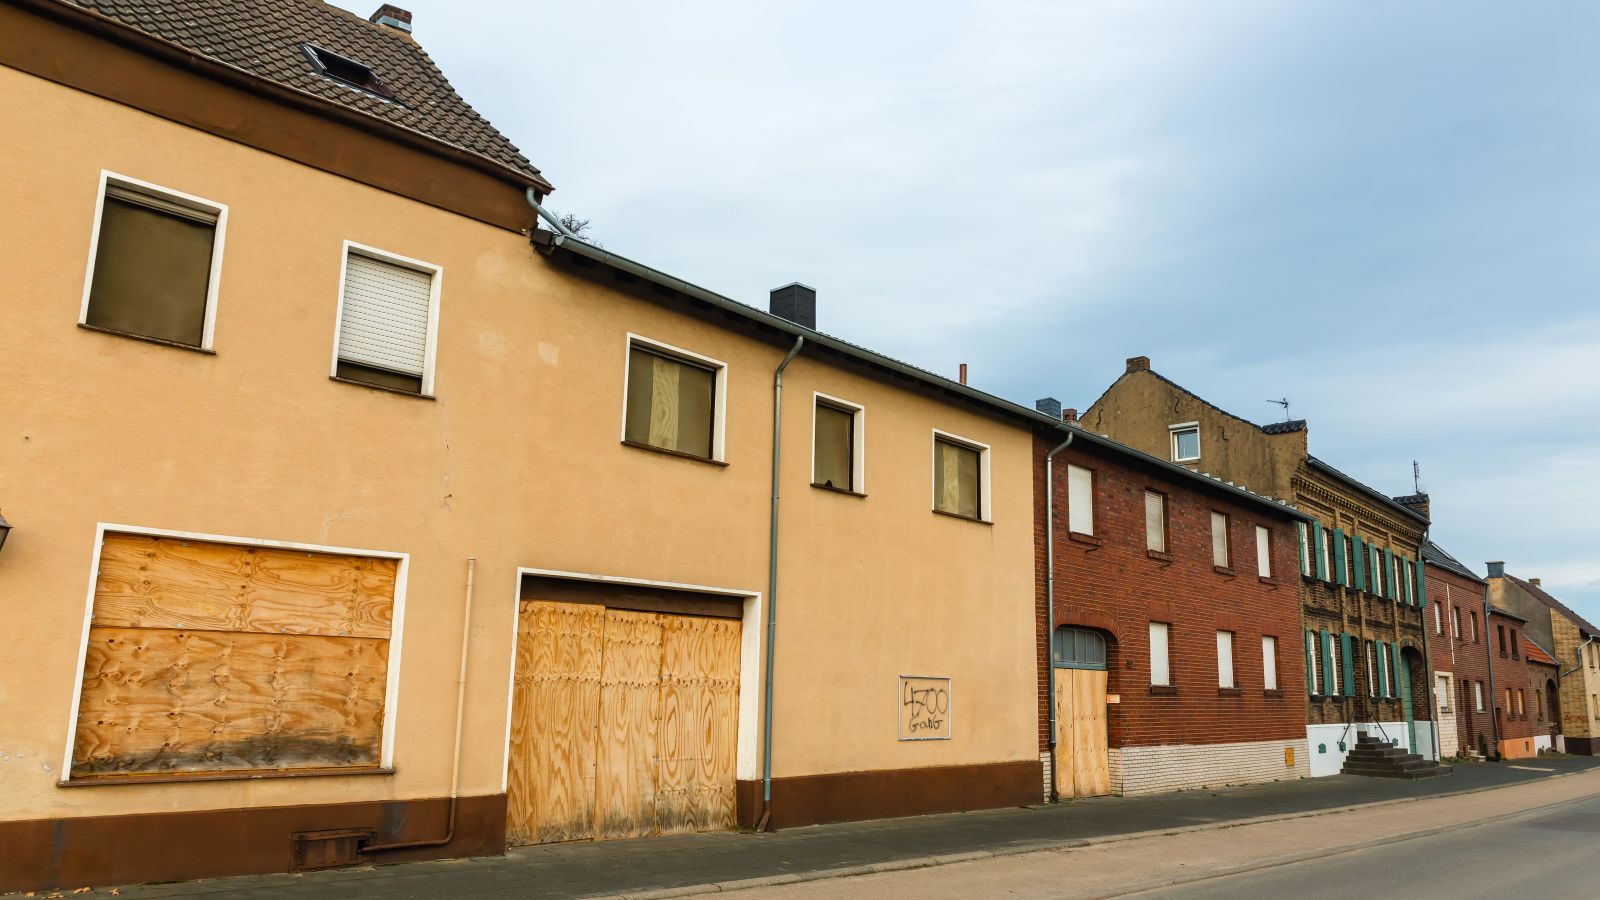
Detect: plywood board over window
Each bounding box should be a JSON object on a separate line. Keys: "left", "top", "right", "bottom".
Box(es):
{"left": 66, "top": 531, "right": 401, "bottom": 780}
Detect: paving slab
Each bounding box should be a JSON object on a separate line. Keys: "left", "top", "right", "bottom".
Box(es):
{"left": 88, "top": 755, "right": 1600, "bottom": 900}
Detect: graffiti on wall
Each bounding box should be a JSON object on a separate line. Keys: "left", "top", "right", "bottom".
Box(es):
{"left": 898, "top": 675, "right": 952, "bottom": 741}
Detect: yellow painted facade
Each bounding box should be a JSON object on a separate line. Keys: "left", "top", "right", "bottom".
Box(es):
{"left": 0, "top": 62, "right": 1039, "bottom": 831}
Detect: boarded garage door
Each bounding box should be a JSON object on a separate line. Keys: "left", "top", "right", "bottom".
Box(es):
{"left": 70, "top": 532, "right": 398, "bottom": 779}
{"left": 506, "top": 600, "right": 740, "bottom": 845}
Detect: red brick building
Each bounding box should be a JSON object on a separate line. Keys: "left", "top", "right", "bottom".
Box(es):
{"left": 1033, "top": 411, "right": 1310, "bottom": 797}
{"left": 1489, "top": 610, "right": 1558, "bottom": 760}
{"left": 1422, "top": 540, "right": 1492, "bottom": 758}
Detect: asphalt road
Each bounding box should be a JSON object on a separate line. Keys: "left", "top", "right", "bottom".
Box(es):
{"left": 1142, "top": 792, "right": 1600, "bottom": 899}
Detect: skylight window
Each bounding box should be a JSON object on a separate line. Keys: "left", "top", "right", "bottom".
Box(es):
{"left": 302, "top": 43, "right": 397, "bottom": 100}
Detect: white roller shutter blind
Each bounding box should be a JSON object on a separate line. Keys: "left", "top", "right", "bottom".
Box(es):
{"left": 1211, "top": 512, "right": 1229, "bottom": 567}
{"left": 1255, "top": 525, "right": 1272, "bottom": 577}
{"left": 1217, "top": 631, "right": 1235, "bottom": 688}
{"left": 1262, "top": 636, "right": 1278, "bottom": 690}
{"left": 1144, "top": 491, "right": 1166, "bottom": 552}
{"left": 338, "top": 251, "right": 433, "bottom": 377}
{"left": 1067, "top": 465, "right": 1094, "bottom": 535}
{"left": 1149, "top": 622, "right": 1170, "bottom": 686}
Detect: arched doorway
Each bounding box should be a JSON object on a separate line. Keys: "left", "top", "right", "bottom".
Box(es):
{"left": 1398, "top": 646, "right": 1428, "bottom": 755}
{"left": 1547, "top": 679, "right": 1562, "bottom": 751}
{"left": 1052, "top": 627, "right": 1110, "bottom": 799}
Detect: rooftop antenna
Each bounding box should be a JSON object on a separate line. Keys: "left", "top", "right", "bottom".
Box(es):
{"left": 1413, "top": 460, "right": 1421, "bottom": 494}
{"left": 1266, "top": 397, "right": 1291, "bottom": 422}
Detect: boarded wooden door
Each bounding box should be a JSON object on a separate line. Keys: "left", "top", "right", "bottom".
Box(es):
{"left": 1053, "top": 668, "right": 1110, "bottom": 798}
{"left": 506, "top": 601, "right": 739, "bottom": 845}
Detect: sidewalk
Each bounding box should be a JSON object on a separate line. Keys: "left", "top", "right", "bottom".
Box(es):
{"left": 101, "top": 756, "right": 1600, "bottom": 900}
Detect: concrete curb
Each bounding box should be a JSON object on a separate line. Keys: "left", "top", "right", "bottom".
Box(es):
{"left": 597, "top": 769, "right": 1590, "bottom": 899}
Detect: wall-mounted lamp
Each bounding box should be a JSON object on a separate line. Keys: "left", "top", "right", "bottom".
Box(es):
{"left": 0, "top": 513, "right": 11, "bottom": 553}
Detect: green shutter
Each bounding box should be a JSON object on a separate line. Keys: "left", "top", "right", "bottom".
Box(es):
{"left": 1376, "top": 641, "right": 1389, "bottom": 696}
{"left": 1416, "top": 559, "right": 1427, "bottom": 609}
{"left": 1296, "top": 522, "right": 1309, "bottom": 577}
{"left": 1313, "top": 521, "right": 1328, "bottom": 581}
{"left": 1383, "top": 548, "right": 1395, "bottom": 599}
{"left": 1341, "top": 633, "right": 1356, "bottom": 697}
{"left": 1352, "top": 536, "right": 1367, "bottom": 591}
{"left": 1320, "top": 629, "right": 1334, "bottom": 695}
{"left": 1305, "top": 630, "right": 1316, "bottom": 693}
{"left": 1332, "top": 529, "right": 1348, "bottom": 586}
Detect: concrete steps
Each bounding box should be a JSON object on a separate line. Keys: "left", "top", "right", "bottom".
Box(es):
{"left": 1340, "top": 734, "right": 1454, "bottom": 780}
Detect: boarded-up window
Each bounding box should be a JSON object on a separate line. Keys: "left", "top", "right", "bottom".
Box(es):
{"left": 85, "top": 183, "right": 220, "bottom": 347}
{"left": 1149, "top": 622, "right": 1170, "bottom": 686}
{"left": 1067, "top": 465, "right": 1093, "bottom": 535}
{"left": 336, "top": 249, "right": 437, "bottom": 394}
{"left": 1262, "top": 636, "right": 1278, "bottom": 691}
{"left": 1211, "top": 512, "right": 1229, "bottom": 568}
{"left": 1216, "top": 631, "right": 1235, "bottom": 688}
{"left": 69, "top": 532, "right": 398, "bottom": 780}
{"left": 933, "top": 437, "right": 981, "bottom": 519}
{"left": 814, "top": 402, "right": 855, "bottom": 490}
{"left": 626, "top": 346, "right": 716, "bottom": 458}
{"left": 1255, "top": 525, "right": 1271, "bottom": 578}
{"left": 1144, "top": 491, "right": 1166, "bottom": 553}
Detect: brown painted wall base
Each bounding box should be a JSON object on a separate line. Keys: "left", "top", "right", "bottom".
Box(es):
{"left": 0, "top": 793, "right": 507, "bottom": 894}
{"left": 737, "top": 760, "right": 1041, "bottom": 830}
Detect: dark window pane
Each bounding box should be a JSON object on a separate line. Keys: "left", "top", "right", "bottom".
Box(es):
{"left": 86, "top": 196, "right": 214, "bottom": 346}
{"left": 814, "top": 404, "right": 853, "bottom": 489}
{"left": 625, "top": 346, "right": 715, "bottom": 458}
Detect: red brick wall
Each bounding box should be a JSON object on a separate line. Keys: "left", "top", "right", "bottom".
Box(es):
{"left": 1489, "top": 613, "right": 1550, "bottom": 745}
{"left": 1426, "top": 564, "right": 1494, "bottom": 754}
{"left": 1032, "top": 432, "right": 1307, "bottom": 752}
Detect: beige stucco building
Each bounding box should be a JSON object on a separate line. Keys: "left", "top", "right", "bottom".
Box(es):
{"left": 0, "top": 1, "right": 1048, "bottom": 890}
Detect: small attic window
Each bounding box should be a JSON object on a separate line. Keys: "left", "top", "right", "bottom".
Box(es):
{"left": 302, "top": 43, "right": 397, "bottom": 100}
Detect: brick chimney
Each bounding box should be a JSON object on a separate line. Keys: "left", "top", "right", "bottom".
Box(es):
{"left": 1126, "top": 356, "right": 1150, "bottom": 372}
{"left": 370, "top": 4, "right": 413, "bottom": 36}
{"left": 1062, "top": 408, "right": 1078, "bottom": 423}
{"left": 1486, "top": 561, "right": 1505, "bottom": 579}
{"left": 1394, "top": 492, "right": 1431, "bottom": 521}
{"left": 1530, "top": 578, "right": 1542, "bottom": 587}
{"left": 768, "top": 283, "right": 816, "bottom": 330}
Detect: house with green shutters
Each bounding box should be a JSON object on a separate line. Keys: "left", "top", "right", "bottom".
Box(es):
{"left": 1082, "top": 356, "right": 1447, "bottom": 777}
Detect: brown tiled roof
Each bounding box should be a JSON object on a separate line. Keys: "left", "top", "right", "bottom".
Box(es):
{"left": 62, "top": 0, "right": 550, "bottom": 190}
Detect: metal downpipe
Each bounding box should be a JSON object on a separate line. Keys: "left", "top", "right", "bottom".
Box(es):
{"left": 761, "top": 335, "right": 805, "bottom": 826}
{"left": 1043, "top": 430, "right": 1074, "bottom": 799}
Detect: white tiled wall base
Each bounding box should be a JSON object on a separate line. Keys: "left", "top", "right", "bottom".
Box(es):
{"left": 1040, "top": 751, "right": 1054, "bottom": 802}
{"left": 1108, "top": 738, "right": 1310, "bottom": 795}
{"left": 1307, "top": 721, "right": 1410, "bottom": 776}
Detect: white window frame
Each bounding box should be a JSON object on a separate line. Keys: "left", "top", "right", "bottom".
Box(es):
{"left": 1262, "top": 636, "right": 1278, "bottom": 691}
{"left": 1433, "top": 604, "right": 1442, "bottom": 634}
{"left": 1211, "top": 511, "right": 1230, "bottom": 568}
{"left": 1474, "top": 681, "right": 1485, "bottom": 712}
{"left": 620, "top": 333, "right": 730, "bottom": 462}
{"left": 63, "top": 522, "right": 410, "bottom": 779}
{"left": 1298, "top": 522, "right": 1311, "bottom": 577}
{"left": 80, "top": 170, "right": 229, "bottom": 350}
{"left": 1436, "top": 675, "right": 1451, "bottom": 714}
{"left": 1169, "top": 422, "right": 1201, "bottom": 462}
{"left": 811, "top": 391, "right": 865, "bottom": 493}
{"left": 1255, "top": 525, "right": 1272, "bottom": 578}
{"left": 1066, "top": 464, "right": 1094, "bottom": 535}
{"left": 1217, "top": 630, "right": 1235, "bottom": 688}
{"left": 1307, "top": 633, "right": 1320, "bottom": 695}
{"left": 1328, "top": 638, "right": 1341, "bottom": 695}
{"left": 331, "top": 241, "right": 444, "bottom": 396}
{"left": 1451, "top": 606, "right": 1461, "bottom": 638}
{"left": 930, "top": 429, "right": 992, "bottom": 522}
{"left": 1150, "top": 622, "right": 1171, "bottom": 687}
{"left": 1366, "top": 641, "right": 1377, "bottom": 696}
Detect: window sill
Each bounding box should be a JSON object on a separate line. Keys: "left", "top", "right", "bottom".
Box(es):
{"left": 1218, "top": 687, "right": 1242, "bottom": 697}
{"left": 1147, "top": 549, "right": 1173, "bottom": 562}
{"left": 1149, "top": 685, "right": 1177, "bottom": 696}
{"left": 1258, "top": 575, "right": 1277, "bottom": 585}
{"left": 621, "top": 439, "right": 729, "bottom": 467}
{"left": 60, "top": 766, "right": 394, "bottom": 788}
{"left": 330, "top": 375, "right": 434, "bottom": 400}
{"left": 78, "top": 322, "right": 215, "bottom": 355}
{"left": 1263, "top": 689, "right": 1284, "bottom": 699}
{"left": 931, "top": 508, "right": 991, "bottom": 525}
{"left": 812, "top": 482, "right": 866, "bottom": 498}
{"left": 1213, "top": 565, "right": 1235, "bottom": 577}
{"left": 1068, "top": 532, "right": 1103, "bottom": 547}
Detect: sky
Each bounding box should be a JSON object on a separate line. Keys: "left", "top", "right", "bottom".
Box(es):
{"left": 336, "top": 1, "right": 1600, "bottom": 622}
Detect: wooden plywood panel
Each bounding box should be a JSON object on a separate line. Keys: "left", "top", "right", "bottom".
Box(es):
{"left": 70, "top": 627, "right": 388, "bottom": 776}
{"left": 594, "top": 610, "right": 663, "bottom": 839}
{"left": 1053, "top": 669, "right": 1109, "bottom": 799}
{"left": 91, "top": 533, "right": 395, "bottom": 639}
{"left": 506, "top": 601, "right": 604, "bottom": 846}
{"left": 656, "top": 615, "right": 740, "bottom": 834}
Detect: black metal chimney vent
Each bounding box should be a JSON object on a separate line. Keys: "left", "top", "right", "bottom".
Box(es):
{"left": 769, "top": 283, "right": 816, "bottom": 330}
